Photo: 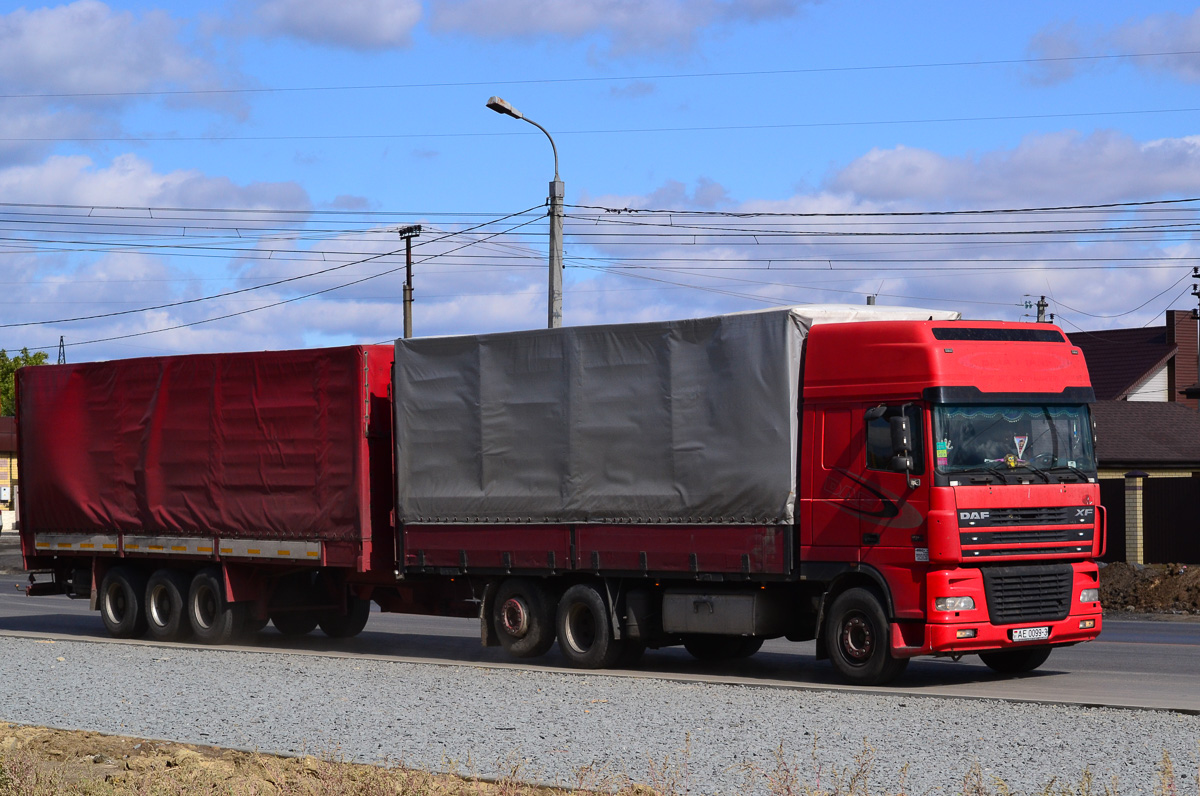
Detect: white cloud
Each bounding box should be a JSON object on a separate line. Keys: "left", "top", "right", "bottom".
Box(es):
{"left": 1025, "top": 10, "right": 1200, "bottom": 85}
{"left": 0, "top": 1, "right": 225, "bottom": 99}
{"left": 564, "top": 131, "right": 1200, "bottom": 333}
{"left": 0, "top": 153, "right": 308, "bottom": 211}
{"left": 830, "top": 131, "right": 1200, "bottom": 206}
{"left": 1110, "top": 9, "right": 1200, "bottom": 82}
{"left": 254, "top": 0, "right": 422, "bottom": 50}
{"left": 429, "top": 0, "right": 806, "bottom": 56}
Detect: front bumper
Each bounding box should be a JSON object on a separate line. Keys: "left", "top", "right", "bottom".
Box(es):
{"left": 890, "top": 562, "right": 1104, "bottom": 657}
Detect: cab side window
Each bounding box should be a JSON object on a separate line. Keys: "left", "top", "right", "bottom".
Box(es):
{"left": 865, "top": 405, "right": 925, "bottom": 474}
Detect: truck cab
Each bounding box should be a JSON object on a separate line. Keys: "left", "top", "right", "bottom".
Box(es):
{"left": 800, "top": 320, "right": 1103, "bottom": 682}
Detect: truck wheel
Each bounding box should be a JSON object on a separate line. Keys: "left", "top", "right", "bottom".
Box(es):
{"left": 493, "top": 578, "right": 555, "bottom": 658}
{"left": 616, "top": 640, "right": 647, "bottom": 668}
{"left": 318, "top": 595, "right": 371, "bottom": 638}
{"left": 979, "top": 645, "right": 1052, "bottom": 674}
{"left": 240, "top": 614, "right": 270, "bottom": 636}
{"left": 187, "top": 568, "right": 244, "bottom": 645}
{"left": 683, "top": 635, "right": 763, "bottom": 661}
{"left": 145, "top": 569, "right": 192, "bottom": 642}
{"left": 270, "top": 611, "right": 320, "bottom": 636}
{"left": 824, "top": 587, "right": 908, "bottom": 685}
{"left": 556, "top": 584, "right": 624, "bottom": 669}
{"left": 99, "top": 566, "right": 148, "bottom": 639}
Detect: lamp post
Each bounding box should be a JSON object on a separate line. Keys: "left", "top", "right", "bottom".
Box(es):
{"left": 486, "top": 96, "right": 563, "bottom": 329}
{"left": 396, "top": 224, "right": 422, "bottom": 338}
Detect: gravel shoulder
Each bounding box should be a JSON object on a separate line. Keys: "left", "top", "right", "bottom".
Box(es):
{"left": 0, "top": 635, "right": 1197, "bottom": 795}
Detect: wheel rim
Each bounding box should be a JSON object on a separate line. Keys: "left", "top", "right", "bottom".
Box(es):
{"left": 500, "top": 597, "right": 530, "bottom": 638}
{"left": 193, "top": 584, "right": 218, "bottom": 631}
{"left": 104, "top": 582, "right": 128, "bottom": 623}
{"left": 147, "top": 584, "right": 171, "bottom": 627}
{"left": 562, "top": 602, "right": 597, "bottom": 655}
{"left": 839, "top": 611, "right": 873, "bottom": 664}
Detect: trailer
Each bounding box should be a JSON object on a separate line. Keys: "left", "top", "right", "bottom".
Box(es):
{"left": 17, "top": 306, "right": 1105, "bottom": 684}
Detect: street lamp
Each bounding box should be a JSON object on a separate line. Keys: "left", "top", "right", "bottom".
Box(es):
{"left": 396, "top": 225, "right": 422, "bottom": 338}
{"left": 486, "top": 95, "right": 564, "bottom": 329}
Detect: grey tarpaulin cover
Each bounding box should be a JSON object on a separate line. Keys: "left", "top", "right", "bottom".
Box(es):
{"left": 393, "top": 304, "right": 960, "bottom": 525}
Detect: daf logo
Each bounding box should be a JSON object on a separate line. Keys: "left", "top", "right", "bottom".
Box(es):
{"left": 959, "top": 511, "right": 990, "bottom": 521}
{"left": 1076, "top": 508, "right": 1094, "bottom": 518}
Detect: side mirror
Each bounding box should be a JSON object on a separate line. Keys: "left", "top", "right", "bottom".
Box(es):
{"left": 890, "top": 454, "right": 914, "bottom": 473}
{"left": 864, "top": 405, "right": 887, "bottom": 421}
{"left": 889, "top": 415, "right": 912, "bottom": 454}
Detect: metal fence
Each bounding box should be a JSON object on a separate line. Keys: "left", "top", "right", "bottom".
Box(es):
{"left": 1143, "top": 476, "right": 1200, "bottom": 564}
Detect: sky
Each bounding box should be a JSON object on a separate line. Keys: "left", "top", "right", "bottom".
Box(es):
{"left": 3, "top": 0, "right": 1200, "bottom": 361}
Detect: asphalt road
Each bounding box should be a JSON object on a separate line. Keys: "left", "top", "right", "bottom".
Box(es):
{"left": 1, "top": 569, "right": 1197, "bottom": 714}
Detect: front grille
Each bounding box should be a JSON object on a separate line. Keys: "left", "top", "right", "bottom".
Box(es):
{"left": 980, "top": 564, "right": 1073, "bottom": 625}
{"left": 957, "top": 506, "right": 1095, "bottom": 528}
{"left": 961, "top": 528, "right": 1093, "bottom": 545}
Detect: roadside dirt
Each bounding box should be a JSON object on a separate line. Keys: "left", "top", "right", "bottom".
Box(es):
{"left": 1099, "top": 561, "right": 1200, "bottom": 615}
{"left": 0, "top": 722, "right": 594, "bottom": 795}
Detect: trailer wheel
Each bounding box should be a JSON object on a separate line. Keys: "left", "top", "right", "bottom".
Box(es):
{"left": 270, "top": 611, "right": 320, "bottom": 636}
{"left": 492, "top": 579, "right": 555, "bottom": 658}
{"left": 556, "top": 584, "right": 624, "bottom": 669}
{"left": 99, "top": 566, "right": 148, "bottom": 639}
{"left": 188, "top": 568, "right": 245, "bottom": 645}
{"left": 683, "top": 635, "right": 764, "bottom": 662}
{"left": 318, "top": 595, "right": 371, "bottom": 638}
{"left": 616, "top": 640, "right": 647, "bottom": 668}
{"left": 979, "top": 645, "right": 1052, "bottom": 674}
{"left": 145, "top": 569, "right": 192, "bottom": 642}
{"left": 824, "top": 587, "right": 908, "bottom": 685}
{"left": 240, "top": 614, "right": 270, "bottom": 636}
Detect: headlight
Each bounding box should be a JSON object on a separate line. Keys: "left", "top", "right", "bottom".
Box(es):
{"left": 1079, "top": 588, "right": 1099, "bottom": 603}
{"left": 935, "top": 596, "right": 975, "bottom": 612}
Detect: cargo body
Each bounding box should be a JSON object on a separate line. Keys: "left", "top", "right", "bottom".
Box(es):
{"left": 17, "top": 306, "right": 1105, "bottom": 684}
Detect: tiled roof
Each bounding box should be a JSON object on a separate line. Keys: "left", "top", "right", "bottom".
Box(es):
{"left": 0, "top": 417, "right": 13, "bottom": 454}
{"left": 1091, "top": 400, "right": 1200, "bottom": 467}
{"left": 1067, "top": 327, "right": 1176, "bottom": 400}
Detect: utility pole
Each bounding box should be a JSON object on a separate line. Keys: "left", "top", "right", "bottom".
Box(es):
{"left": 397, "top": 225, "right": 422, "bottom": 339}
{"left": 57, "top": 336, "right": 65, "bottom": 365}
{"left": 1036, "top": 296, "right": 1048, "bottom": 323}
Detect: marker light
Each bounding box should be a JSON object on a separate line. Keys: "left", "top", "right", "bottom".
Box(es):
{"left": 1079, "top": 589, "right": 1099, "bottom": 603}
{"left": 935, "top": 596, "right": 976, "bottom": 612}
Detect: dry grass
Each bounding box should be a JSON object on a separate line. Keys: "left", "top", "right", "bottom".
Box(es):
{"left": 0, "top": 724, "right": 1194, "bottom": 796}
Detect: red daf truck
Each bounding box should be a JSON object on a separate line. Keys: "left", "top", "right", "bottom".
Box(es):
{"left": 16, "top": 305, "right": 1104, "bottom": 685}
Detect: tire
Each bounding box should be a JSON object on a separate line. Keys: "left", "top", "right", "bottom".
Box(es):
{"left": 824, "top": 587, "right": 909, "bottom": 685}
{"left": 270, "top": 611, "right": 320, "bottom": 636}
{"left": 556, "top": 583, "right": 624, "bottom": 669}
{"left": 683, "top": 635, "right": 763, "bottom": 662}
{"left": 187, "top": 568, "right": 245, "bottom": 645}
{"left": 615, "top": 640, "right": 647, "bottom": 668}
{"left": 979, "top": 645, "right": 1052, "bottom": 674}
{"left": 144, "top": 569, "right": 192, "bottom": 642}
{"left": 240, "top": 614, "right": 270, "bottom": 636}
{"left": 492, "top": 578, "right": 556, "bottom": 658}
{"left": 99, "top": 566, "right": 148, "bottom": 639}
{"left": 318, "top": 595, "right": 371, "bottom": 638}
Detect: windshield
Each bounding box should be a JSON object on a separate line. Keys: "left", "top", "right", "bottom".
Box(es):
{"left": 931, "top": 404, "right": 1096, "bottom": 483}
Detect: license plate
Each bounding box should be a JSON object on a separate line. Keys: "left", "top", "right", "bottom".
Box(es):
{"left": 1011, "top": 626, "right": 1050, "bottom": 642}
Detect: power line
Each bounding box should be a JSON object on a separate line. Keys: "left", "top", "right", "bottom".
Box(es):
{"left": 3, "top": 48, "right": 1197, "bottom": 100}
{"left": 7, "top": 106, "right": 1200, "bottom": 143}
{"left": 2, "top": 207, "right": 539, "bottom": 333}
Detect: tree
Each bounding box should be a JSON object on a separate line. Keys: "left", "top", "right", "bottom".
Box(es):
{"left": 0, "top": 348, "right": 49, "bottom": 416}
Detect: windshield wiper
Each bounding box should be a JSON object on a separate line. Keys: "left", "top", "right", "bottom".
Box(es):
{"left": 1048, "top": 464, "right": 1093, "bottom": 483}
{"left": 1011, "top": 462, "right": 1051, "bottom": 483}
{"left": 967, "top": 466, "right": 1011, "bottom": 485}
